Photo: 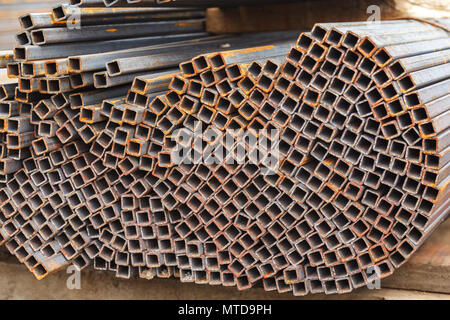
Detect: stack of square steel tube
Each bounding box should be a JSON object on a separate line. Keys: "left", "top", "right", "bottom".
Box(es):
{"left": 0, "top": 0, "right": 449, "bottom": 296}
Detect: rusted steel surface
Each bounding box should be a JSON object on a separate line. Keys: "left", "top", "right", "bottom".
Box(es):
{"left": 0, "top": 0, "right": 448, "bottom": 295}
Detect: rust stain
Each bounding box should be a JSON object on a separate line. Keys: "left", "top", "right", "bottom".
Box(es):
{"left": 298, "top": 156, "right": 311, "bottom": 166}
{"left": 49, "top": 13, "right": 68, "bottom": 25}
{"left": 175, "top": 21, "right": 201, "bottom": 27}
{"left": 220, "top": 45, "right": 276, "bottom": 58}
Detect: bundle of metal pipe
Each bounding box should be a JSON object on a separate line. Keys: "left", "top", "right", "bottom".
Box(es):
{"left": 0, "top": 10, "right": 449, "bottom": 296}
